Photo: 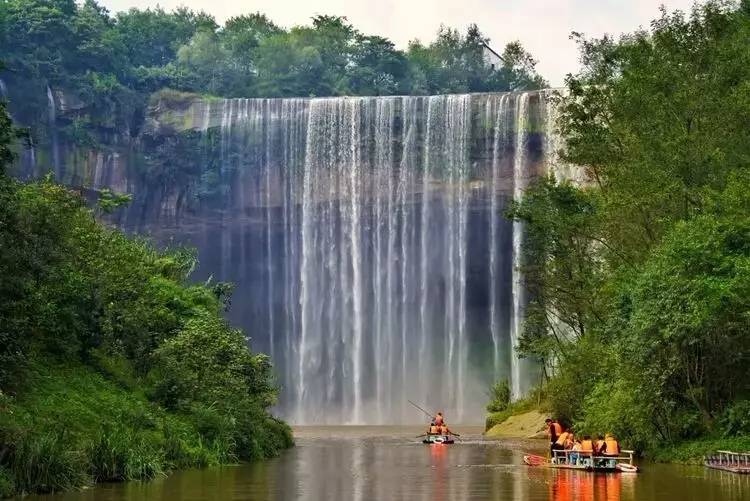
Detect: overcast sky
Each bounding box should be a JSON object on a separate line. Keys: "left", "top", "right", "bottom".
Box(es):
{"left": 100, "top": 0, "right": 699, "bottom": 86}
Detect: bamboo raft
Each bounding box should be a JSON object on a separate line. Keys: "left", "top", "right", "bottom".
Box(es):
{"left": 525, "top": 450, "right": 639, "bottom": 473}
{"left": 422, "top": 434, "right": 455, "bottom": 445}
{"left": 705, "top": 451, "right": 750, "bottom": 474}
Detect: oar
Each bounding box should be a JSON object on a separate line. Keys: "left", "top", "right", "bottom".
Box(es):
{"left": 408, "top": 400, "right": 434, "bottom": 419}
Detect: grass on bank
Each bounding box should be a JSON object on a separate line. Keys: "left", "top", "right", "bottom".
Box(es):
{"left": 0, "top": 360, "right": 291, "bottom": 497}
{"left": 485, "top": 381, "right": 549, "bottom": 431}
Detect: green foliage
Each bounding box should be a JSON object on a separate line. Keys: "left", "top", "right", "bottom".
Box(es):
{"left": 649, "top": 436, "right": 750, "bottom": 464}
{"left": 97, "top": 188, "right": 132, "bottom": 214}
{"left": 484, "top": 387, "right": 548, "bottom": 431}
{"left": 0, "top": 467, "right": 14, "bottom": 498}
{"left": 149, "top": 315, "right": 276, "bottom": 411}
{"left": 0, "top": 361, "right": 226, "bottom": 494}
{"left": 510, "top": 1, "right": 750, "bottom": 455}
{"left": 486, "top": 379, "right": 511, "bottom": 413}
{"left": 719, "top": 400, "right": 750, "bottom": 437}
{"left": 508, "top": 176, "right": 604, "bottom": 365}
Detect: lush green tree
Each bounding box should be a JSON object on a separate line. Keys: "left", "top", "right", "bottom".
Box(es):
{"left": 511, "top": 1, "right": 750, "bottom": 452}
{"left": 559, "top": 1, "right": 750, "bottom": 263}
{"left": 508, "top": 176, "right": 605, "bottom": 366}
{"left": 348, "top": 35, "right": 409, "bottom": 95}
{"left": 221, "top": 13, "right": 281, "bottom": 74}
{"left": 114, "top": 6, "right": 216, "bottom": 69}
{"left": 406, "top": 25, "right": 547, "bottom": 94}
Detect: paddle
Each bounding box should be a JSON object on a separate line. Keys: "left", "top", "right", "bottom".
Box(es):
{"left": 407, "top": 400, "right": 435, "bottom": 419}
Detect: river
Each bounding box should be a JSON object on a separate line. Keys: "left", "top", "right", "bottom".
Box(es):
{"left": 28, "top": 426, "right": 749, "bottom": 500}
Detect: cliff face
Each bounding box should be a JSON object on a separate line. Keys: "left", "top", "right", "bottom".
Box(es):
{"left": 10, "top": 89, "right": 581, "bottom": 424}
{"left": 13, "top": 89, "right": 575, "bottom": 231}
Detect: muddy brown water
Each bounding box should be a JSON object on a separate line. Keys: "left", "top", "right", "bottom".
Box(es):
{"left": 26, "top": 426, "right": 750, "bottom": 500}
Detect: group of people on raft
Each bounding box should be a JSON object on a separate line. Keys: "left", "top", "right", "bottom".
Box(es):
{"left": 545, "top": 418, "right": 621, "bottom": 466}
{"left": 427, "top": 412, "right": 453, "bottom": 435}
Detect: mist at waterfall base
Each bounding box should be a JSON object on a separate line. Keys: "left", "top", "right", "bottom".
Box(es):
{"left": 18, "top": 91, "right": 573, "bottom": 425}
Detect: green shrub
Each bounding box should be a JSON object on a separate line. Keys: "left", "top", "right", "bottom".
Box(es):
{"left": 486, "top": 379, "right": 511, "bottom": 413}
{"left": 89, "top": 426, "right": 164, "bottom": 482}
{"left": 9, "top": 432, "right": 90, "bottom": 494}
{"left": 484, "top": 385, "right": 549, "bottom": 431}
{"left": 0, "top": 467, "right": 15, "bottom": 499}
{"left": 719, "top": 400, "right": 750, "bottom": 437}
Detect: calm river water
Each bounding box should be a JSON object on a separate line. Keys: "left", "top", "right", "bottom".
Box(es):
{"left": 28, "top": 426, "right": 750, "bottom": 500}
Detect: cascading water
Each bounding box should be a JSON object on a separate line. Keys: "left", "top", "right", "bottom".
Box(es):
{"left": 197, "top": 91, "right": 563, "bottom": 424}
{"left": 46, "top": 86, "right": 61, "bottom": 178}
{"left": 22, "top": 89, "right": 574, "bottom": 424}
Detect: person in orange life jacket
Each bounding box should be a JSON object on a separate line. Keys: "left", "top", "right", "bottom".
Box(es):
{"left": 550, "top": 430, "right": 571, "bottom": 464}
{"left": 428, "top": 421, "right": 439, "bottom": 434}
{"left": 602, "top": 434, "right": 620, "bottom": 456}
{"left": 580, "top": 435, "right": 594, "bottom": 453}
{"left": 602, "top": 433, "right": 620, "bottom": 467}
{"left": 434, "top": 412, "right": 444, "bottom": 426}
{"left": 580, "top": 435, "right": 595, "bottom": 466}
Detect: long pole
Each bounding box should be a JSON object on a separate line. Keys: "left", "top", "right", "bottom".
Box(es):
{"left": 408, "top": 400, "right": 434, "bottom": 419}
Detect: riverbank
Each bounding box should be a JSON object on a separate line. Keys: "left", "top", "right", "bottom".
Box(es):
{"left": 484, "top": 410, "right": 547, "bottom": 439}
{"left": 0, "top": 362, "right": 293, "bottom": 498}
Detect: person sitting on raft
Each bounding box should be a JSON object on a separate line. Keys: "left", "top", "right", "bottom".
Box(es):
{"left": 602, "top": 433, "right": 620, "bottom": 456}
{"left": 579, "top": 435, "right": 595, "bottom": 466}
{"left": 595, "top": 434, "right": 606, "bottom": 455}
{"left": 569, "top": 438, "right": 582, "bottom": 465}
{"left": 602, "top": 433, "right": 620, "bottom": 466}
{"left": 428, "top": 421, "right": 439, "bottom": 434}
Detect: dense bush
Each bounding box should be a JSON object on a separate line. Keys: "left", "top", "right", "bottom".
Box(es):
{"left": 486, "top": 379, "right": 511, "bottom": 413}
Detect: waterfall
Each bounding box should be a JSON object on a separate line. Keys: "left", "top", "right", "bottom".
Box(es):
{"left": 134, "top": 91, "right": 561, "bottom": 423}
{"left": 511, "top": 93, "right": 533, "bottom": 401}
{"left": 46, "top": 86, "right": 61, "bottom": 179}
{"left": 0, "top": 79, "right": 7, "bottom": 99}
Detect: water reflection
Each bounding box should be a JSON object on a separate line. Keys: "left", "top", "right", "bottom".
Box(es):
{"left": 549, "top": 471, "right": 623, "bottom": 501}
{"left": 26, "top": 427, "right": 750, "bottom": 501}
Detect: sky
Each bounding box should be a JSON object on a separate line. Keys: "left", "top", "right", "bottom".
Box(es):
{"left": 100, "top": 0, "right": 699, "bottom": 87}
